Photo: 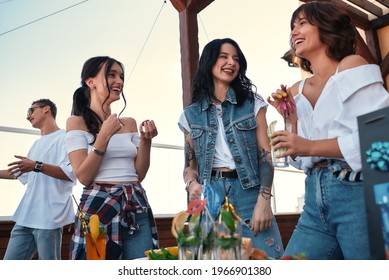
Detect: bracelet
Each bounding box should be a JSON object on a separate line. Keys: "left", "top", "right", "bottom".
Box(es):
{"left": 259, "top": 190, "right": 273, "bottom": 200}
{"left": 92, "top": 146, "right": 105, "bottom": 156}
{"left": 185, "top": 179, "right": 196, "bottom": 192}
{"left": 34, "top": 161, "right": 43, "bottom": 173}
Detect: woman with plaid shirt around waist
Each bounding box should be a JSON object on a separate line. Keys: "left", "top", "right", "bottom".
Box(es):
{"left": 66, "top": 56, "right": 159, "bottom": 260}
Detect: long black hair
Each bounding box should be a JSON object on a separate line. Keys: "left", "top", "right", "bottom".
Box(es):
{"left": 290, "top": 1, "right": 357, "bottom": 73}
{"left": 191, "top": 38, "right": 256, "bottom": 106}
{"left": 71, "top": 56, "right": 126, "bottom": 143}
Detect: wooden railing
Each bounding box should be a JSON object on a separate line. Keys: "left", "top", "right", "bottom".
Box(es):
{"left": 0, "top": 213, "right": 299, "bottom": 259}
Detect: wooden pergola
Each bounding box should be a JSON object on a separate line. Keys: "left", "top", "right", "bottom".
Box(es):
{"left": 170, "top": 0, "right": 389, "bottom": 107}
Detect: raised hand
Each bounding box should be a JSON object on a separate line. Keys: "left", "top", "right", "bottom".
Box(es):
{"left": 139, "top": 120, "right": 158, "bottom": 141}
{"left": 100, "top": 114, "right": 123, "bottom": 138}
{"left": 7, "top": 155, "right": 35, "bottom": 177}
{"left": 267, "top": 84, "right": 297, "bottom": 123}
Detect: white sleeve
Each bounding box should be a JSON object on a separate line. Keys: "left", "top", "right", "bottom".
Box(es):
{"left": 254, "top": 93, "right": 268, "bottom": 116}
{"left": 57, "top": 137, "right": 77, "bottom": 183}
{"left": 178, "top": 111, "right": 190, "bottom": 133}
{"left": 131, "top": 132, "right": 140, "bottom": 148}
{"left": 289, "top": 156, "right": 303, "bottom": 170}
{"left": 332, "top": 65, "right": 389, "bottom": 171}
{"left": 65, "top": 130, "right": 89, "bottom": 154}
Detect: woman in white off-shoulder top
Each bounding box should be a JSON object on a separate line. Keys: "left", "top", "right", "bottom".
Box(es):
{"left": 66, "top": 56, "right": 159, "bottom": 260}
{"left": 267, "top": 2, "right": 389, "bottom": 260}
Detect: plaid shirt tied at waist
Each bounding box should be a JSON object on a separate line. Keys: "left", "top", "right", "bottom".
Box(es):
{"left": 69, "top": 182, "right": 159, "bottom": 260}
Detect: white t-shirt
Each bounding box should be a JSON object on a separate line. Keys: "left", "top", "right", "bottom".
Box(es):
{"left": 178, "top": 94, "right": 268, "bottom": 169}
{"left": 13, "top": 129, "right": 76, "bottom": 229}
{"left": 292, "top": 64, "right": 389, "bottom": 172}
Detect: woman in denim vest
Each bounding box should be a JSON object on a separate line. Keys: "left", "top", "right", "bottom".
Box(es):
{"left": 268, "top": 2, "right": 389, "bottom": 259}
{"left": 178, "top": 38, "right": 284, "bottom": 259}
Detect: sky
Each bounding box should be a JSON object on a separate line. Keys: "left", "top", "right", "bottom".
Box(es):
{"left": 0, "top": 0, "right": 305, "bottom": 216}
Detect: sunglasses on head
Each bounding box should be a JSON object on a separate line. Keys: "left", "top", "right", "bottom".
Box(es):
{"left": 27, "top": 105, "right": 45, "bottom": 116}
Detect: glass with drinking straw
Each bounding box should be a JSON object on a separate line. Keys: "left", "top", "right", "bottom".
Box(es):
{"left": 72, "top": 195, "right": 107, "bottom": 260}
{"left": 217, "top": 197, "right": 242, "bottom": 260}
{"left": 269, "top": 84, "right": 296, "bottom": 168}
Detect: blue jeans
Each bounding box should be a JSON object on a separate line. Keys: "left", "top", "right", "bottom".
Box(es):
{"left": 122, "top": 211, "right": 154, "bottom": 259}
{"left": 3, "top": 224, "right": 63, "bottom": 260}
{"left": 205, "top": 177, "right": 284, "bottom": 259}
{"left": 284, "top": 161, "right": 371, "bottom": 259}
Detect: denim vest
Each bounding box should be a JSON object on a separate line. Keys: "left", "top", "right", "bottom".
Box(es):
{"left": 184, "top": 88, "right": 260, "bottom": 189}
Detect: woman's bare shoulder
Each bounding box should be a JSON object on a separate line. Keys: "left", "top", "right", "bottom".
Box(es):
{"left": 119, "top": 117, "right": 138, "bottom": 132}
{"left": 289, "top": 81, "right": 302, "bottom": 97}
{"left": 338, "top": 55, "right": 368, "bottom": 72}
{"left": 66, "top": 115, "right": 88, "bottom": 132}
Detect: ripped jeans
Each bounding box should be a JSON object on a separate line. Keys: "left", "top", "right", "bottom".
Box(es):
{"left": 284, "top": 159, "right": 371, "bottom": 259}
{"left": 204, "top": 177, "right": 284, "bottom": 259}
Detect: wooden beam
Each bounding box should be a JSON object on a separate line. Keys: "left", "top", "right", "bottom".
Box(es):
{"left": 371, "top": 13, "right": 389, "bottom": 29}
{"left": 178, "top": 9, "right": 199, "bottom": 108}
{"left": 170, "top": 0, "right": 215, "bottom": 108}
{"left": 381, "top": 52, "right": 389, "bottom": 86}
{"left": 171, "top": 0, "right": 214, "bottom": 13}
{"left": 332, "top": 0, "right": 371, "bottom": 30}
{"left": 170, "top": 0, "right": 187, "bottom": 12}
{"left": 300, "top": 0, "right": 371, "bottom": 30}
{"left": 347, "top": 0, "right": 383, "bottom": 17}
{"left": 364, "top": 28, "right": 379, "bottom": 63}
{"left": 376, "top": 0, "right": 389, "bottom": 9}
{"left": 356, "top": 29, "right": 377, "bottom": 64}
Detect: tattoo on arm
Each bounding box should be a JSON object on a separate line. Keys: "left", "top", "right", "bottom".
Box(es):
{"left": 259, "top": 185, "right": 271, "bottom": 193}
{"left": 258, "top": 147, "right": 274, "bottom": 188}
{"left": 184, "top": 139, "right": 195, "bottom": 168}
{"left": 258, "top": 147, "right": 271, "bottom": 163}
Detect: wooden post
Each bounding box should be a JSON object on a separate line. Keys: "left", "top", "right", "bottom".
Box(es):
{"left": 170, "top": 0, "right": 215, "bottom": 108}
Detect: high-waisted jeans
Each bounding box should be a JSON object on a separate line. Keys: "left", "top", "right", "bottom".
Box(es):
{"left": 284, "top": 160, "right": 371, "bottom": 259}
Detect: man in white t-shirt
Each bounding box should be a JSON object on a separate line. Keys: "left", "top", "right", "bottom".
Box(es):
{"left": 0, "top": 99, "right": 76, "bottom": 260}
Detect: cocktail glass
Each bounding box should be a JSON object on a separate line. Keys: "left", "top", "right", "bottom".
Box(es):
{"left": 268, "top": 120, "right": 292, "bottom": 168}
{"left": 217, "top": 214, "right": 242, "bottom": 260}
{"left": 177, "top": 221, "right": 201, "bottom": 260}
{"left": 85, "top": 225, "right": 107, "bottom": 260}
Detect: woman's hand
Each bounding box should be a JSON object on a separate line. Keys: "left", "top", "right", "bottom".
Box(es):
{"left": 100, "top": 114, "right": 123, "bottom": 138}
{"left": 187, "top": 182, "right": 202, "bottom": 203}
{"left": 267, "top": 85, "right": 297, "bottom": 125}
{"left": 251, "top": 197, "right": 273, "bottom": 235}
{"left": 139, "top": 120, "right": 158, "bottom": 142}
{"left": 271, "top": 129, "right": 310, "bottom": 158}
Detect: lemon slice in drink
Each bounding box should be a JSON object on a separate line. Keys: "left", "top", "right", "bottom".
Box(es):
{"left": 89, "top": 214, "right": 100, "bottom": 242}
{"left": 267, "top": 120, "right": 277, "bottom": 138}
{"left": 171, "top": 211, "right": 188, "bottom": 238}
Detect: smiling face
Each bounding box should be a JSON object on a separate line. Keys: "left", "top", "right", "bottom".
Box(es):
{"left": 211, "top": 43, "right": 240, "bottom": 86}
{"left": 26, "top": 104, "right": 48, "bottom": 128}
{"left": 290, "top": 13, "right": 325, "bottom": 59}
{"left": 88, "top": 61, "right": 124, "bottom": 104}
